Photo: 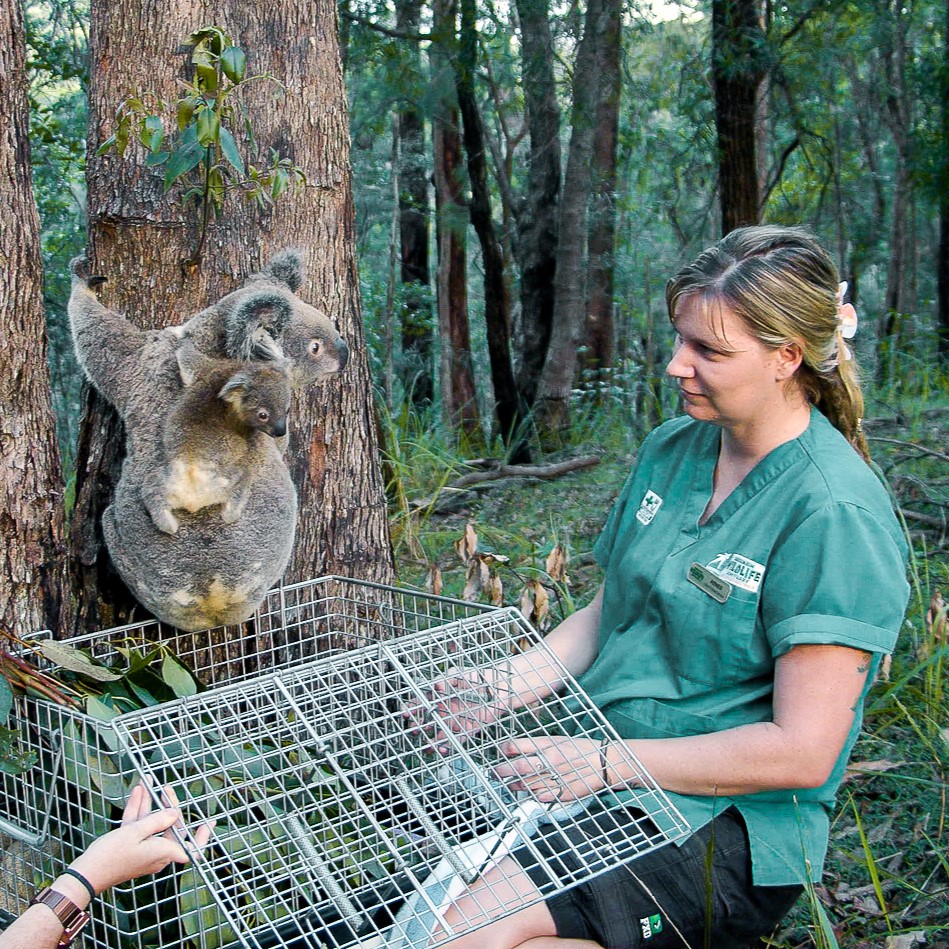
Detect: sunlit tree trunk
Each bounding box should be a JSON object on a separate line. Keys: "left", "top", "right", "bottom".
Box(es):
{"left": 0, "top": 0, "right": 68, "bottom": 637}
{"left": 432, "top": 0, "right": 480, "bottom": 439}
{"left": 512, "top": 0, "right": 561, "bottom": 411}
{"left": 712, "top": 0, "right": 767, "bottom": 234}
{"left": 71, "top": 0, "right": 392, "bottom": 634}
{"left": 395, "top": 0, "right": 433, "bottom": 408}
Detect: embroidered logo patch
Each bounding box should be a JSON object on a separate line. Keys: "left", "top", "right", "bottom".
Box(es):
{"left": 639, "top": 913, "right": 663, "bottom": 939}
{"left": 636, "top": 490, "right": 663, "bottom": 525}
{"left": 705, "top": 552, "right": 765, "bottom": 593}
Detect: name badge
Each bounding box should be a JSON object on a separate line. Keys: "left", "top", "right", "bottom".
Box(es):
{"left": 687, "top": 562, "right": 731, "bottom": 603}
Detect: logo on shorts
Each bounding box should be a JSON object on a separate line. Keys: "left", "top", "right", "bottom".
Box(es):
{"left": 640, "top": 913, "right": 663, "bottom": 939}
{"left": 636, "top": 490, "right": 663, "bottom": 525}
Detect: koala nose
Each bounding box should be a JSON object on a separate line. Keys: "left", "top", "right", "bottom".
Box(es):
{"left": 335, "top": 337, "right": 350, "bottom": 371}
{"left": 270, "top": 418, "right": 287, "bottom": 438}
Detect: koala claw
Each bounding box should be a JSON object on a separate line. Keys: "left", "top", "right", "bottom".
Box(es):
{"left": 220, "top": 501, "right": 245, "bottom": 524}
{"left": 151, "top": 509, "right": 180, "bottom": 535}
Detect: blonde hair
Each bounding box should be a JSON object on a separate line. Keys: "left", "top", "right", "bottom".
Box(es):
{"left": 665, "top": 225, "right": 869, "bottom": 462}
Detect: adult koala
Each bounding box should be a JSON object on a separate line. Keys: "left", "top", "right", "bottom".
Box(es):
{"left": 68, "top": 250, "right": 349, "bottom": 632}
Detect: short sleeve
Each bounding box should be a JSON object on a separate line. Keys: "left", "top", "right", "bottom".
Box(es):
{"left": 762, "top": 502, "right": 909, "bottom": 658}
{"left": 593, "top": 467, "right": 638, "bottom": 570}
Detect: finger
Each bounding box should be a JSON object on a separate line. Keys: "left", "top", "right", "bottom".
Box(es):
{"left": 133, "top": 806, "right": 183, "bottom": 839}
{"left": 122, "top": 782, "right": 149, "bottom": 824}
{"left": 159, "top": 785, "right": 181, "bottom": 809}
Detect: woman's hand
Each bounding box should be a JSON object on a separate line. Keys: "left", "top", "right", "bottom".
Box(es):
{"left": 494, "top": 736, "right": 610, "bottom": 803}
{"left": 69, "top": 783, "right": 215, "bottom": 894}
{"left": 404, "top": 666, "right": 512, "bottom": 752}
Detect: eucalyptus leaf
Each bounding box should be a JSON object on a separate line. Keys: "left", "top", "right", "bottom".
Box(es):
{"left": 218, "top": 126, "right": 244, "bottom": 174}
{"left": 161, "top": 655, "right": 199, "bottom": 697}
{"left": 164, "top": 140, "right": 205, "bottom": 189}
{"left": 0, "top": 675, "right": 12, "bottom": 721}
{"left": 178, "top": 866, "right": 235, "bottom": 949}
{"left": 196, "top": 108, "right": 221, "bottom": 147}
{"left": 96, "top": 133, "right": 116, "bottom": 156}
{"left": 86, "top": 748, "right": 128, "bottom": 802}
{"left": 0, "top": 726, "right": 35, "bottom": 775}
{"left": 40, "top": 642, "right": 122, "bottom": 681}
{"left": 220, "top": 46, "right": 247, "bottom": 83}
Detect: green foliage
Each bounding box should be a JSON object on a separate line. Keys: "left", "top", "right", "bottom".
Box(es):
{"left": 97, "top": 25, "right": 305, "bottom": 265}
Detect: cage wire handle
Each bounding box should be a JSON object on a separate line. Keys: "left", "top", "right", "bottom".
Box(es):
{"left": 269, "top": 677, "right": 440, "bottom": 927}
{"left": 0, "top": 738, "right": 64, "bottom": 846}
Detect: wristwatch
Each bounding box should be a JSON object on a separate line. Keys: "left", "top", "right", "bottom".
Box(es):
{"left": 30, "top": 886, "right": 91, "bottom": 947}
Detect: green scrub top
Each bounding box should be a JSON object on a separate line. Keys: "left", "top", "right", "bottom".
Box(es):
{"left": 581, "top": 408, "right": 909, "bottom": 886}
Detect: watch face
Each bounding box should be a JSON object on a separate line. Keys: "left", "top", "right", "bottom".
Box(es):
{"left": 32, "top": 887, "right": 91, "bottom": 946}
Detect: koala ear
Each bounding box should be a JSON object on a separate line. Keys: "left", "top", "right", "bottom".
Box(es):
{"left": 176, "top": 341, "right": 214, "bottom": 387}
{"left": 260, "top": 248, "right": 305, "bottom": 292}
{"left": 225, "top": 292, "right": 293, "bottom": 361}
{"left": 218, "top": 370, "right": 251, "bottom": 405}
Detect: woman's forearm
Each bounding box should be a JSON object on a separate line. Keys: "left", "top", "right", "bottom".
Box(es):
{"left": 487, "top": 586, "right": 603, "bottom": 709}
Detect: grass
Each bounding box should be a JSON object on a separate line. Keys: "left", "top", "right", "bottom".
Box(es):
{"left": 383, "top": 377, "right": 949, "bottom": 948}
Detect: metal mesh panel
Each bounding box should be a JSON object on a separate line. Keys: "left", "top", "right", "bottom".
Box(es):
{"left": 1, "top": 578, "right": 688, "bottom": 948}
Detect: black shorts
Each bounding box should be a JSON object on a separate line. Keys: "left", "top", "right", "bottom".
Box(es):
{"left": 513, "top": 805, "right": 802, "bottom": 949}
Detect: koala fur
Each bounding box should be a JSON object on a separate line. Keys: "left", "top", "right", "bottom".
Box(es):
{"left": 141, "top": 343, "right": 293, "bottom": 535}
{"left": 67, "top": 250, "right": 343, "bottom": 632}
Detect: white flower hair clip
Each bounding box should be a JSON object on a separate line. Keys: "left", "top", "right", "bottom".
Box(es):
{"left": 835, "top": 281, "right": 858, "bottom": 363}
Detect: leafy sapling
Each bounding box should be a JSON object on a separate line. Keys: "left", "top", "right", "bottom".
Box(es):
{"left": 98, "top": 26, "right": 305, "bottom": 267}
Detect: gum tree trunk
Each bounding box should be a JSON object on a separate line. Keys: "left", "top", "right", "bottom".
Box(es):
{"left": 395, "top": 0, "right": 434, "bottom": 408}
{"left": 0, "top": 0, "right": 68, "bottom": 638}
{"left": 535, "top": 0, "right": 610, "bottom": 436}
{"left": 71, "top": 0, "right": 392, "bottom": 634}
{"left": 431, "top": 0, "right": 480, "bottom": 438}
{"left": 712, "top": 0, "right": 767, "bottom": 234}
{"left": 512, "top": 0, "right": 561, "bottom": 411}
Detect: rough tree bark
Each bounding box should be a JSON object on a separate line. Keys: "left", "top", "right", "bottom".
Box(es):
{"left": 395, "top": 0, "right": 434, "bottom": 408}
{"left": 0, "top": 0, "right": 68, "bottom": 637}
{"left": 431, "top": 0, "right": 480, "bottom": 439}
{"left": 512, "top": 0, "right": 561, "bottom": 411}
{"left": 456, "top": 0, "right": 527, "bottom": 457}
{"left": 71, "top": 0, "right": 392, "bottom": 635}
{"left": 535, "top": 0, "right": 610, "bottom": 435}
{"left": 583, "top": 0, "right": 622, "bottom": 377}
{"left": 712, "top": 0, "right": 767, "bottom": 235}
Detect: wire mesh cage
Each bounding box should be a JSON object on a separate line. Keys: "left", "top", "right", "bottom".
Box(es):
{"left": 1, "top": 576, "right": 688, "bottom": 948}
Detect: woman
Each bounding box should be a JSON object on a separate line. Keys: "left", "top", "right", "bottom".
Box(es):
{"left": 429, "top": 226, "right": 909, "bottom": 948}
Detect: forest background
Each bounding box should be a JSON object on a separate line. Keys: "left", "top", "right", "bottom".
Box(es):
{"left": 5, "top": 0, "right": 949, "bottom": 945}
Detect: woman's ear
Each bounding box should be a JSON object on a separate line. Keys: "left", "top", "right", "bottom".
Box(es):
{"left": 774, "top": 340, "right": 805, "bottom": 381}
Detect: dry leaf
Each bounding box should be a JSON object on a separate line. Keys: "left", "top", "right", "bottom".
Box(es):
{"left": 39, "top": 642, "right": 122, "bottom": 682}
{"left": 884, "top": 933, "right": 927, "bottom": 948}
{"left": 484, "top": 572, "right": 503, "bottom": 606}
{"left": 462, "top": 559, "right": 483, "bottom": 601}
{"left": 520, "top": 579, "right": 550, "bottom": 630}
{"left": 842, "top": 758, "right": 905, "bottom": 784}
{"left": 454, "top": 522, "right": 479, "bottom": 564}
{"left": 926, "top": 589, "right": 946, "bottom": 645}
{"left": 545, "top": 544, "right": 569, "bottom": 584}
{"left": 425, "top": 565, "right": 443, "bottom": 596}
{"left": 879, "top": 652, "right": 892, "bottom": 681}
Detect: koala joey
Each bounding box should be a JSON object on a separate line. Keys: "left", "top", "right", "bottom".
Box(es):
{"left": 67, "top": 249, "right": 344, "bottom": 632}
{"left": 142, "top": 343, "right": 293, "bottom": 535}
